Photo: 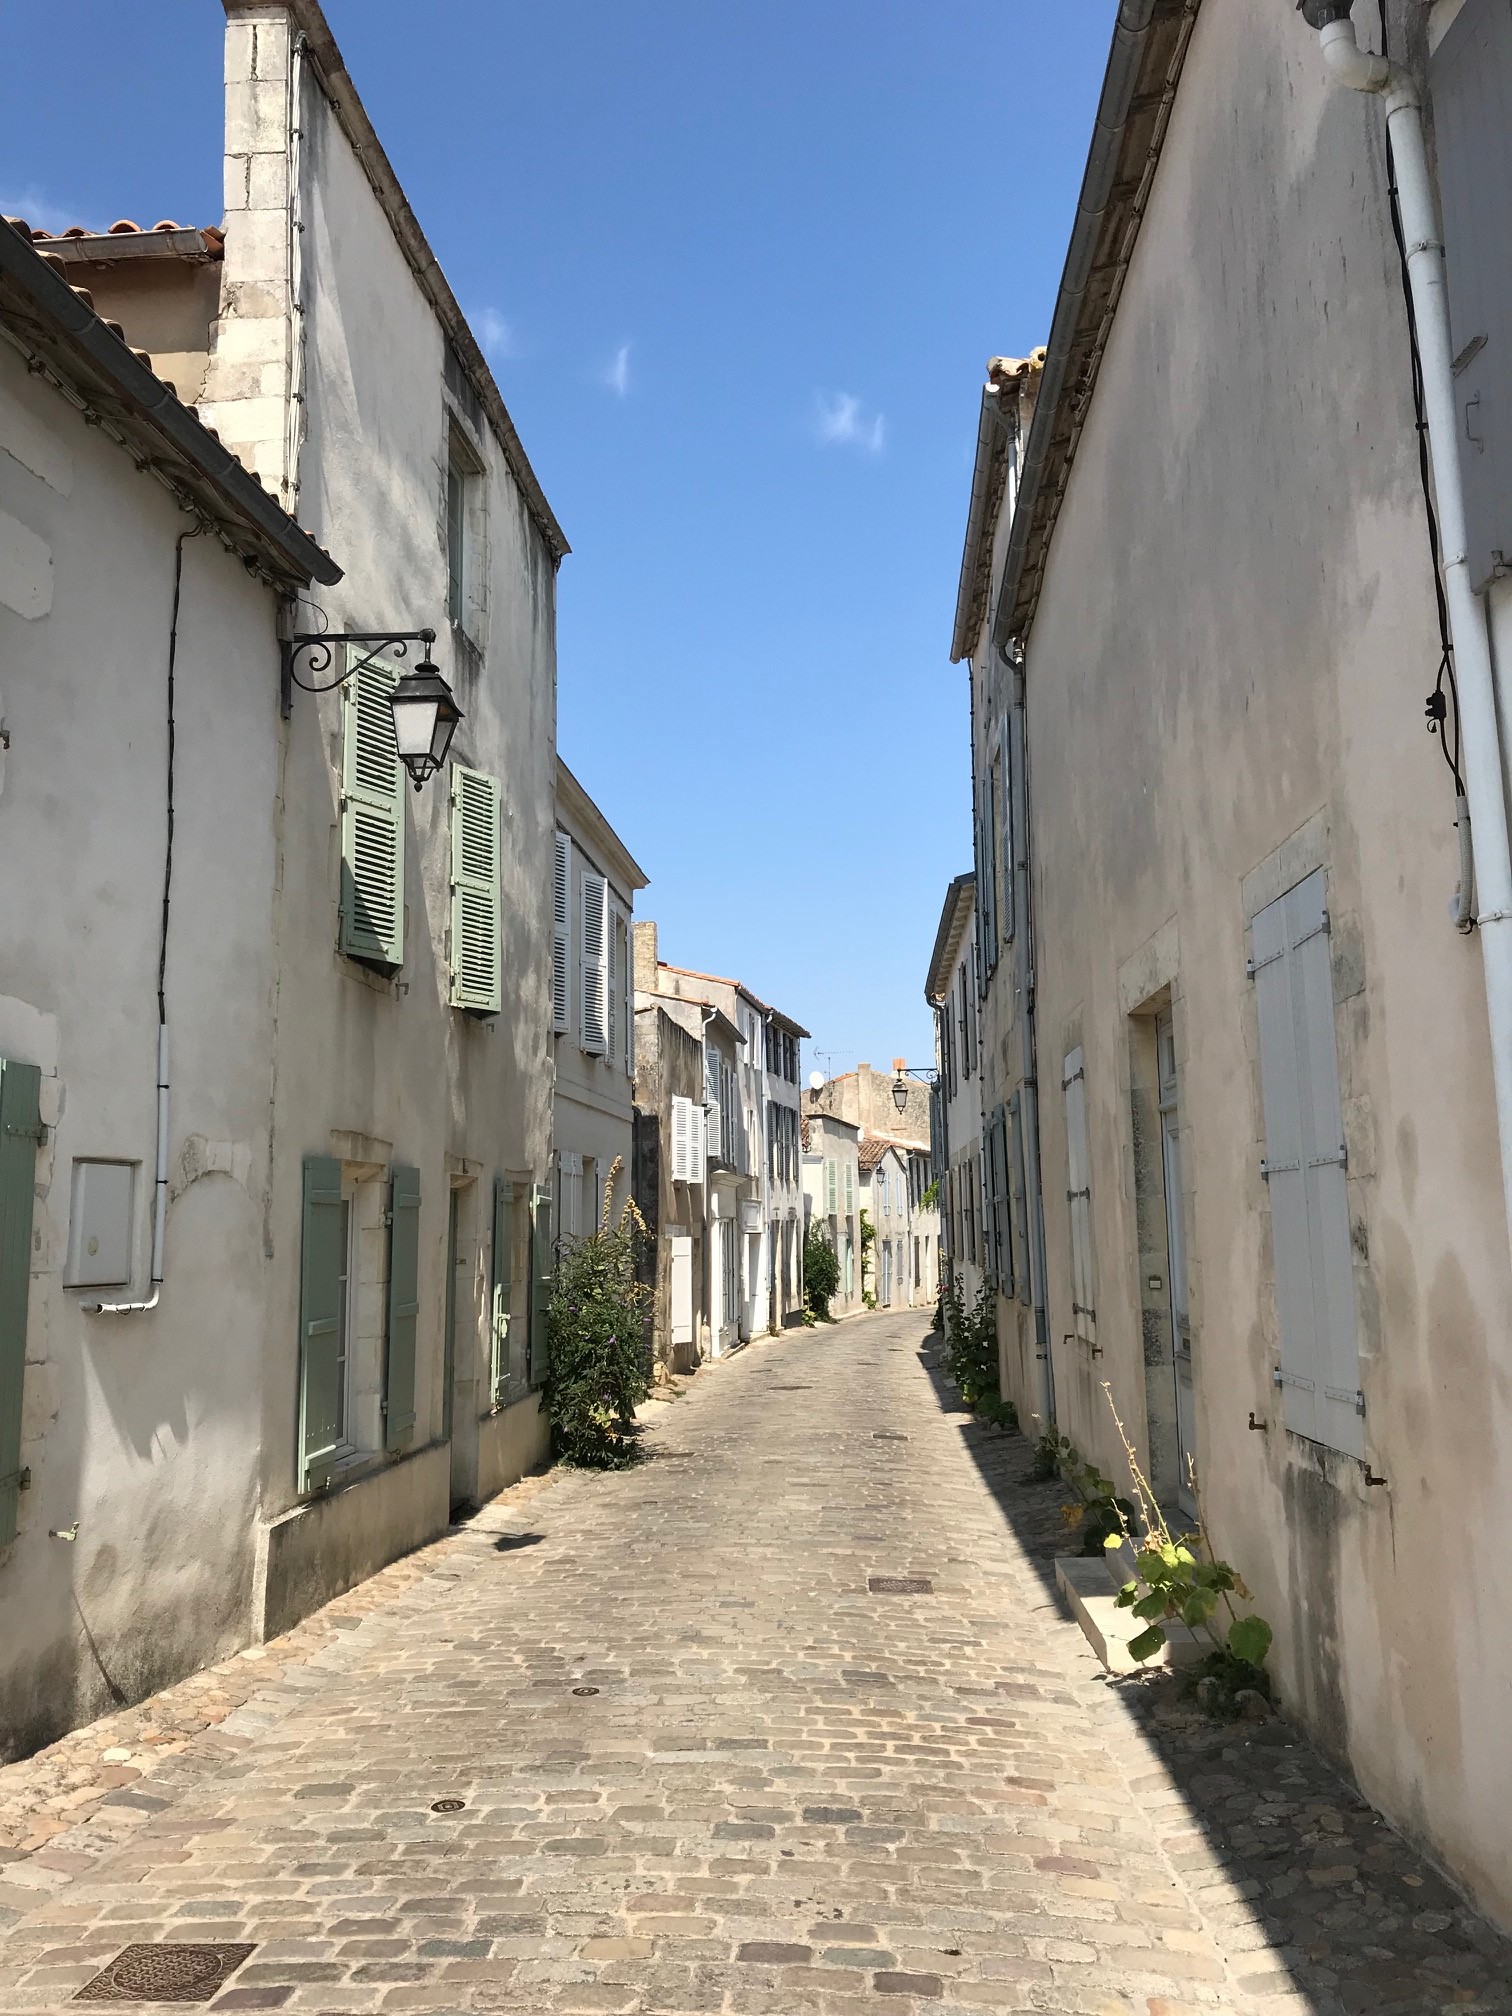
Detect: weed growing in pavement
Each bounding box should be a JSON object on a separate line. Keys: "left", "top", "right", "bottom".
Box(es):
{"left": 543, "top": 1160, "right": 652, "bottom": 1469}
{"left": 1101, "top": 1384, "right": 1273, "bottom": 1691}
{"left": 941, "top": 1272, "right": 1017, "bottom": 1431}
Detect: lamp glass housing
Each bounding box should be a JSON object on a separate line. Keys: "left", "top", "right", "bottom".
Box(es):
{"left": 892, "top": 1078, "right": 909, "bottom": 1114}
{"left": 389, "top": 657, "right": 462, "bottom": 790}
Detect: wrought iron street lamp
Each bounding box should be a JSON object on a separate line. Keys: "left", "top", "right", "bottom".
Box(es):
{"left": 280, "top": 624, "right": 463, "bottom": 794}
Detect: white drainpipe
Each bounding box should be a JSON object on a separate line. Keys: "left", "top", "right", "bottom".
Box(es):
{"left": 1311, "top": 8, "right": 1512, "bottom": 1258}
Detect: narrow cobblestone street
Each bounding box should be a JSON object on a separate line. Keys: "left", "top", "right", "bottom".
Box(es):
{"left": 0, "top": 1309, "right": 1508, "bottom": 2015}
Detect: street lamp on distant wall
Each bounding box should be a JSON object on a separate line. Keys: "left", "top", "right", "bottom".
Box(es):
{"left": 892, "top": 1059, "right": 938, "bottom": 1114}
{"left": 281, "top": 626, "right": 462, "bottom": 791}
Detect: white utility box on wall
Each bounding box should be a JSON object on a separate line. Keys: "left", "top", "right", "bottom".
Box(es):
{"left": 64, "top": 1160, "right": 135, "bottom": 1287}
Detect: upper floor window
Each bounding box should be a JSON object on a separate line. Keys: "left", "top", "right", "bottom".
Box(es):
{"left": 446, "top": 424, "right": 485, "bottom": 643}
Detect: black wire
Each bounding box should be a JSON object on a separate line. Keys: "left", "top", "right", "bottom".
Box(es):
{"left": 1381, "top": 5, "right": 1464, "bottom": 797}
{"left": 160, "top": 522, "right": 206, "bottom": 1025}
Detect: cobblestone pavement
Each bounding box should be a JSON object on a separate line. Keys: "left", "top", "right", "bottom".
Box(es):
{"left": 0, "top": 1309, "right": 1508, "bottom": 2014}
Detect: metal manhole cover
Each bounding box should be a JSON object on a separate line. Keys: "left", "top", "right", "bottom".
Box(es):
{"left": 572, "top": 1685, "right": 600, "bottom": 1696}
{"left": 77, "top": 1943, "right": 256, "bottom": 2004}
{"left": 868, "top": 1575, "right": 933, "bottom": 1594}
{"left": 873, "top": 1431, "right": 909, "bottom": 1441}
{"left": 767, "top": 1384, "right": 813, "bottom": 1391}
{"left": 430, "top": 1797, "right": 466, "bottom": 1813}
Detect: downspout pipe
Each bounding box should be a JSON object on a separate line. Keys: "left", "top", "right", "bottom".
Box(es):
{"left": 1307, "top": 6, "right": 1512, "bottom": 1261}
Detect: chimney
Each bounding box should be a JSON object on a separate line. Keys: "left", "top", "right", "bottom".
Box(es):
{"left": 633, "top": 919, "right": 659, "bottom": 993}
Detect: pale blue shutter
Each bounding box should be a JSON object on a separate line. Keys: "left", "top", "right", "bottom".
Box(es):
{"left": 298, "top": 1154, "right": 345, "bottom": 1493}
{"left": 384, "top": 1165, "right": 421, "bottom": 1452}
{"left": 0, "top": 1059, "right": 42, "bottom": 1546}
{"left": 491, "top": 1175, "right": 514, "bottom": 1405}
{"left": 450, "top": 766, "right": 501, "bottom": 1013}
{"left": 1252, "top": 872, "right": 1363, "bottom": 1457}
{"left": 1063, "top": 1050, "right": 1096, "bottom": 1347}
{"left": 340, "top": 649, "right": 406, "bottom": 966}
{"left": 529, "top": 1186, "right": 554, "bottom": 1386}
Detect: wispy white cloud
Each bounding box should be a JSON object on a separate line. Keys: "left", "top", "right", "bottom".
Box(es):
{"left": 473, "top": 307, "right": 515, "bottom": 360}
{"left": 602, "top": 343, "right": 632, "bottom": 398}
{"left": 815, "top": 391, "right": 886, "bottom": 456}
{"left": 0, "top": 184, "right": 91, "bottom": 236}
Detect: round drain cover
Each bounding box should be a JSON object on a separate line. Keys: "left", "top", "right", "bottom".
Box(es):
{"left": 572, "top": 1685, "right": 600, "bottom": 1696}
{"left": 430, "top": 1797, "right": 466, "bottom": 1813}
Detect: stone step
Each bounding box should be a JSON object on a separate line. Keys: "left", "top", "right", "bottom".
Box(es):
{"left": 1054, "top": 1552, "right": 1206, "bottom": 1674}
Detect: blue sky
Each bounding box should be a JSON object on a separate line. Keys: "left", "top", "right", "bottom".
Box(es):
{"left": 2, "top": 1, "right": 1115, "bottom": 1080}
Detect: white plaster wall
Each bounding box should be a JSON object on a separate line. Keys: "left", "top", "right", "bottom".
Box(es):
{"left": 252, "top": 76, "right": 557, "bottom": 1580}
{"left": 0, "top": 348, "right": 279, "bottom": 1753}
{"left": 1021, "top": 0, "right": 1512, "bottom": 1926}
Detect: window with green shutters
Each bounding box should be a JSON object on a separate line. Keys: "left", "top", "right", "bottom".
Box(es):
{"left": 297, "top": 1154, "right": 346, "bottom": 1494}
{"left": 528, "top": 1185, "right": 553, "bottom": 1387}
{"left": 491, "top": 1174, "right": 515, "bottom": 1405}
{"left": 340, "top": 647, "right": 406, "bottom": 967}
{"left": 450, "top": 765, "right": 502, "bottom": 1013}
{"left": 0, "top": 1058, "right": 42, "bottom": 1548}
{"left": 384, "top": 1165, "right": 421, "bottom": 1453}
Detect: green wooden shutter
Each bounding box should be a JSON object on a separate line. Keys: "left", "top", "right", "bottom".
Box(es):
{"left": 0, "top": 1059, "right": 42, "bottom": 1547}
{"left": 491, "top": 1174, "right": 514, "bottom": 1405}
{"left": 384, "top": 1164, "right": 421, "bottom": 1452}
{"left": 528, "top": 1185, "right": 553, "bottom": 1387}
{"left": 450, "top": 765, "right": 502, "bottom": 1013}
{"left": 298, "top": 1153, "right": 345, "bottom": 1494}
{"left": 340, "top": 648, "right": 406, "bottom": 967}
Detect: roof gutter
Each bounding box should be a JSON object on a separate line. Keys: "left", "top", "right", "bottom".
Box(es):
{"left": 0, "top": 220, "right": 340, "bottom": 587}
{"left": 992, "top": 0, "right": 1200, "bottom": 651}
{"left": 949, "top": 385, "right": 1010, "bottom": 663}
{"left": 924, "top": 872, "right": 975, "bottom": 1005}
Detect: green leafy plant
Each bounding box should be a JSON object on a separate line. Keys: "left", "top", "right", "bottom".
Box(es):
{"left": 1026, "top": 1422, "right": 1136, "bottom": 1553}
{"left": 1027, "top": 1423, "right": 1062, "bottom": 1482}
{"left": 1102, "top": 1383, "right": 1273, "bottom": 1685}
{"left": 920, "top": 1177, "right": 940, "bottom": 1213}
{"left": 542, "top": 1160, "right": 652, "bottom": 1468}
{"left": 803, "top": 1221, "right": 840, "bottom": 1322}
{"left": 939, "top": 1272, "right": 1018, "bottom": 1431}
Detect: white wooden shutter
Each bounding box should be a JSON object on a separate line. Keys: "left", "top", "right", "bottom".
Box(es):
{"left": 825, "top": 1158, "right": 837, "bottom": 1212}
{"left": 691, "top": 1100, "right": 706, "bottom": 1172}
{"left": 1063, "top": 1048, "right": 1096, "bottom": 1346}
{"left": 672, "top": 1096, "right": 690, "bottom": 1183}
{"left": 1252, "top": 871, "right": 1363, "bottom": 1457}
{"left": 340, "top": 648, "right": 405, "bottom": 966}
{"left": 606, "top": 905, "right": 620, "bottom": 1067}
{"left": 580, "top": 868, "right": 608, "bottom": 1054}
{"left": 552, "top": 832, "right": 571, "bottom": 1034}
{"left": 702, "top": 1046, "right": 722, "bottom": 1161}
{"left": 844, "top": 1161, "right": 855, "bottom": 1214}
{"left": 670, "top": 1234, "right": 693, "bottom": 1345}
{"left": 449, "top": 765, "right": 501, "bottom": 1013}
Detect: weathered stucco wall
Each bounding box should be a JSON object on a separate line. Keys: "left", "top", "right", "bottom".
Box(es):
{"left": 235, "top": 31, "right": 558, "bottom": 1606}
{"left": 0, "top": 346, "right": 281, "bottom": 1753}
{"left": 1022, "top": 0, "right": 1512, "bottom": 1923}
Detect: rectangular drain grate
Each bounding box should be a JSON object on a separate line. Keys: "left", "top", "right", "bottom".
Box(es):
{"left": 868, "top": 1575, "right": 933, "bottom": 1594}
{"left": 872, "top": 1431, "right": 909, "bottom": 1441}
{"left": 77, "top": 1943, "right": 256, "bottom": 2004}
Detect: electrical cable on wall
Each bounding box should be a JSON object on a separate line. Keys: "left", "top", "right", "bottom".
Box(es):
{"left": 1380, "top": 5, "right": 1474, "bottom": 929}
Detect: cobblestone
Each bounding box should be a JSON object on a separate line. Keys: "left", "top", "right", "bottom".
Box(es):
{"left": 0, "top": 1311, "right": 1508, "bottom": 2012}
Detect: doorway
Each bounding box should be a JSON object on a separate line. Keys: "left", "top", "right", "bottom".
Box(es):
{"left": 1156, "top": 1009, "right": 1198, "bottom": 1519}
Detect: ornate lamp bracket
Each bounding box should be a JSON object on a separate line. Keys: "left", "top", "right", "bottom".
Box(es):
{"left": 279, "top": 628, "right": 437, "bottom": 719}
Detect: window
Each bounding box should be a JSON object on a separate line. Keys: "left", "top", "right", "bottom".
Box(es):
{"left": 825, "top": 1157, "right": 838, "bottom": 1212}
{"left": 580, "top": 869, "right": 608, "bottom": 1054}
{"left": 1252, "top": 870, "right": 1363, "bottom": 1456}
{"left": 445, "top": 425, "right": 485, "bottom": 639}
{"left": 339, "top": 646, "right": 405, "bottom": 968}
{"left": 844, "top": 1161, "right": 855, "bottom": 1214}
{"left": 297, "top": 1156, "right": 419, "bottom": 1494}
{"left": 449, "top": 766, "right": 501, "bottom": 1013}
{"left": 1063, "top": 1048, "right": 1097, "bottom": 1348}
{"left": 1001, "top": 727, "right": 1017, "bottom": 945}
{"left": 672, "top": 1096, "right": 705, "bottom": 1184}
{"left": 607, "top": 906, "right": 629, "bottom": 1069}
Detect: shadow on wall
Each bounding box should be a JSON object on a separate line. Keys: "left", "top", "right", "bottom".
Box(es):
{"left": 914, "top": 1331, "right": 1512, "bottom": 2006}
